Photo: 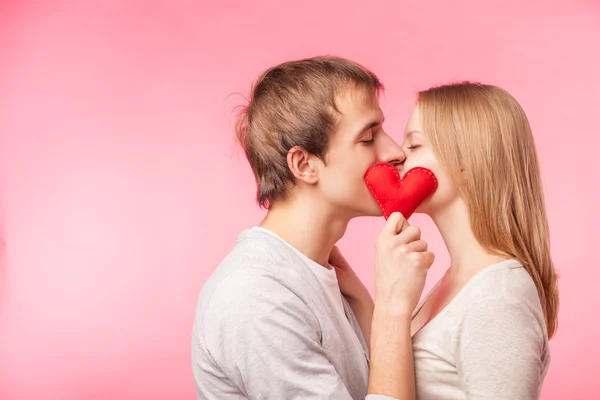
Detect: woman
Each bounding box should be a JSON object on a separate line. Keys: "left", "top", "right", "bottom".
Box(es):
{"left": 403, "top": 82, "right": 559, "bottom": 399}
{"left": 334, "top": 81, "right": 559, "bottom": 400}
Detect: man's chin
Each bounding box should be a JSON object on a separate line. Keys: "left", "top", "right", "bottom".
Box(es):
{"left": 362, "top": 204, "right": 383, "bottom": 218}
{"left": 344, "top": 199, "right": 383, "bottom": 218}
{"left": 344, "top": 206, "right": 381, "bottom": 219}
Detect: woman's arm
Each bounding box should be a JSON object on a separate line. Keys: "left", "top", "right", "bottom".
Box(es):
{"left": 329, "top": 246, "right": 374, "bottom": 344}
{"left": 345, "top": 288, "right": 375, "bottom": 345}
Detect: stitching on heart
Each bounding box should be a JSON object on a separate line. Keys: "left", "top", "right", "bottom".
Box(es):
{"left": 364, "top": 163, "right": 438, "bottom": 218}
{"left": 364, "top": 163, "right": 397, "bottom": 217}
{"left": 402, "top": 167, "right": 438, "bottom": 216}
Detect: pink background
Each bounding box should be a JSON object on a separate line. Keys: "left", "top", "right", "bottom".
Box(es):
{"left": 1, "top": 1, "right": 599, "bottom": 399}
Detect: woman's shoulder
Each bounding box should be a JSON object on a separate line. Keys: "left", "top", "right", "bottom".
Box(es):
{"left": 466, "top": 259, "right": 540, "bottom": 303}
{"left": 457, "top": 259, "right": 547, "bottom": 333}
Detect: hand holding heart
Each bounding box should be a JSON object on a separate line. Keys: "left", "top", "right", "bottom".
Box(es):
{"left": 373, "top": 212, "right": 435, "bottom": 315}
{"left": 364, "top": 162, "right": 438, "bottom": 314}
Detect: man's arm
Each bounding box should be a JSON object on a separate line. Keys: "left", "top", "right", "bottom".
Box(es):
{"left": 367, "top": 212, "right": 435, "bottom": 399}
{"left": 204, "top": 272, "right": 356, "bottom": 400}
{"left": 368, "top": 306, "right": 415, "bottom": 399}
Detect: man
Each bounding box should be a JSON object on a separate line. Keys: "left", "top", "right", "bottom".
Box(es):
{"left": 192, "top": 56, "right": 434, "bottom": 399}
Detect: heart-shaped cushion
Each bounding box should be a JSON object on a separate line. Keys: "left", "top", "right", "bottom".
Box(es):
{"left": 364, "top": 162, "right": 438, "bottom": 220}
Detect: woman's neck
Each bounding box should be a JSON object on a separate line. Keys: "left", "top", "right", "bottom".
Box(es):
{"left": 430, "top": 198, "right": 507, "bottom": 277}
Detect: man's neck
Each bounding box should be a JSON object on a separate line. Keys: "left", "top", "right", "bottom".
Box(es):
{"left": 259, "top": 197, "right": 350, "bottom": 268}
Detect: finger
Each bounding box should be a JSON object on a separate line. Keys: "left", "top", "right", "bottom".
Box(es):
{"left": 382, "top": 211, "right": 410, "bottom": 236}
{"left": 422, "top": 251, "right": 435, "bottom": 269}
{"left": 402, "top": 239, "right": 428, "bottom": 253}
{"left": 396, "top": 225, "right": 422, "bottom": 244}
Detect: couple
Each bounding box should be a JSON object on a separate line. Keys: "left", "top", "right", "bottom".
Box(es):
{"left": 191, "top": 56, "right": 559, "bottom": 400}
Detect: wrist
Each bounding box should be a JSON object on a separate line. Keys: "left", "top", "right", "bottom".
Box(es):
{"left": 368, "top": 305, "right": 415, "bottom": 400}
{"left": 372, "top": 301, "right": 413, "bottom": 322}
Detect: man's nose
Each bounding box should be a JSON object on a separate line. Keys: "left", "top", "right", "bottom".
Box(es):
{"left": 378, "top": 133, "right": 406, "bottom": 167}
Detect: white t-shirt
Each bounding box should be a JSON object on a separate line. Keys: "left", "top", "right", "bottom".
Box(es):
{"left": 252, "top": 227, "right": 369, "bottom": 379}
{"left": 412, "top": 259, "right": 551, "bottom": 400}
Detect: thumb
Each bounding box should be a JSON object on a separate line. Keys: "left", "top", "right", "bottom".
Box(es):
{"left": 383, "top": 211, "right": 410, "bottom": 236}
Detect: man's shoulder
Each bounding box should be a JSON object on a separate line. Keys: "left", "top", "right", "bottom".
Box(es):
{"left": 196, "top": 260, "right": 311, "bottom": 330}
{"left": 209, "top": 266, "right": 297, "bottom": 310}
{"left": 199, "top": 230, "right": 294, "bottom": 299}
{"left": 193, "top": 228, "right": 319, "bottom": 345}
{"left": 215, "top": 227, "right": 296, "bottom": 272}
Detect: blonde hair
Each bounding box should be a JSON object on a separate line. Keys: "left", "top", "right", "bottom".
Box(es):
{"left": 418, "top": 82, "right": 559, "bottom": 339}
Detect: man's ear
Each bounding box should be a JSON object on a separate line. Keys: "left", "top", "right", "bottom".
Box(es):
{"left": 287, "top": 146, "right": 319, "bottom": 185}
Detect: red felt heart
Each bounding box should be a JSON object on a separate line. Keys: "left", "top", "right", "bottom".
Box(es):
{"left": 364, "top": 162, "right": 438, "bottom": 220}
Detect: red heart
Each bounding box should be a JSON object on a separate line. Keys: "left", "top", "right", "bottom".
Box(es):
{"left": 364, "top": 162, "right": 438, "bottom": 220}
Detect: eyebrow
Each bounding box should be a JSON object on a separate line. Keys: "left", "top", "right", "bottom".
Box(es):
{"left": 355, "top": 119, "right": 383, "bottom": 138}
{"left": 405, "top": 130, "right": 423, "bottom": 138}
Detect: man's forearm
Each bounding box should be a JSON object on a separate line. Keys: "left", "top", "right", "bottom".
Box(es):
{"left": 367, "top": 305, "right": 415, "bottom": 400}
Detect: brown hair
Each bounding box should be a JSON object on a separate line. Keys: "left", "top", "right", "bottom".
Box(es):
{"left": 418, "top": 82, "right": 559, "bottom": 339}
{"left": 235, "top": 56, "right": 383, "bottom": 208}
